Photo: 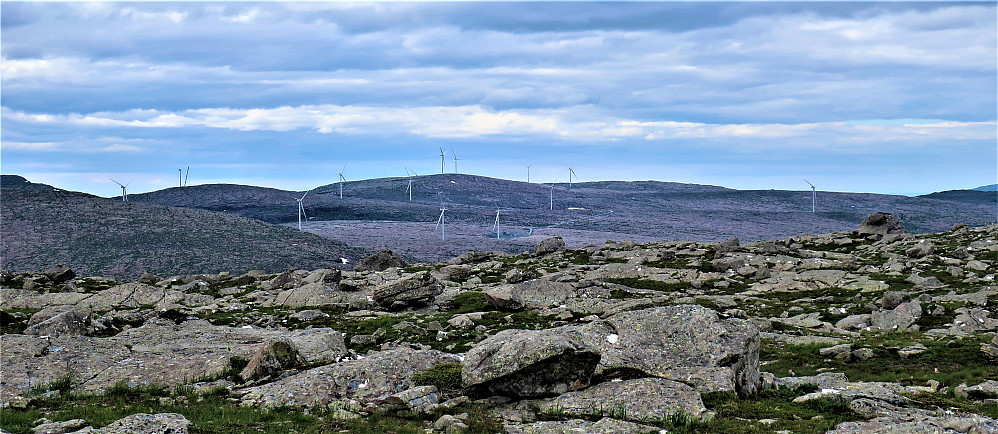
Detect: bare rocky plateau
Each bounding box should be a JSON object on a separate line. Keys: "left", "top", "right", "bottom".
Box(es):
{"left": 2, "top": 213, "right": 997, "bottom": 433}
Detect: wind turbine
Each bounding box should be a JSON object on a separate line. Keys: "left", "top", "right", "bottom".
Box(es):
{"left": 404, "top": 168, "right": 414, "bottom": 201}
{"left": 524, "top": 164, "right": 532, "bottom": 183}
{"left": 569, "top": 167, "right": 578, "bottom": 189}
{"left": 296, "top": 190, "right": 311, "bottom": 231}
{"left": 451, "top": 147, "right": 463, "bottom": 174}
{"left": 493, "top": 204, "right": 512, "bottom": 240}
{"left": 435, "top": 198, "right": 448, "bottom": 240}
{"left": 178, "top": 169, "right": 183, "bottom": 188}
{"left": 110, "top": 179, "right": 130, "bottom": 201}
{"left": 439, "top": 148, "right": 446, "bottom": 174}
{"left": 804, "top": 179, "right": 816, "bottom": 213}
{"left": 338, "top": 164, "right": 347, "bottom": 199}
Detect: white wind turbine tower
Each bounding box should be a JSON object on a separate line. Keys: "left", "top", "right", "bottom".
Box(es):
{"left": 178, "top": 169, "right": 183, "bottom": 188}
{"left": 451, "top": 147, "right": 463, "bottom": 174}
{"left": 338, "top": 164, "right": 347, "bottom": 199}
{"left": 804, "top": 179, "right": 816, "bottom": 213}
{"left": 493, "top": 204, "right": 512, "bottom": 240}
{"left": 524, "top": 164, "right": 532, "bottom": 183}
{"left": 296, "top": 190, "right": 311, "bottom": 231}
{"left": 404, "top": 168, "right": 414, "bottom": 201}
{"left": 110, "top": 178, "right": 131, "bottom": 201}
{"left": 439, "top": 148, "right": 446, "bottom": 174}
{"left": 435, "top": 198, "right": 448, "bottom": 240}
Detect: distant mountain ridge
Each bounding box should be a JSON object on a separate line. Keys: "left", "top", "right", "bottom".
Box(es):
{"left": 0, "top": 175, "right": 56, "bottom": 191}
{"left": 973, "top": 184, "right": 997, "bottom": 191}
{"left": 129, "top": 173, "right": 996, "bottom": 238}
{"left": 0, "top": 182, "right": 370, "bottom": 279}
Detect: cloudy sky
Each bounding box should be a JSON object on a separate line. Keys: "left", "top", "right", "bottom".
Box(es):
{"left": 2, "top": 2, "right": 995, "bottom": 196}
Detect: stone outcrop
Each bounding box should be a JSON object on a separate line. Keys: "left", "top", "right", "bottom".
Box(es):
{"left": 355, "top": 249, "right": 408, "bottom": 272}
{"left": 535, "top": 236, "right": 566, "bottom": 255}
{"left": 541, "top": 378, "right": 706, "bottom": 422}
{"left": 855, "top": 212, "right": 907, "bottom": 236}
{"left": 580, "top": 305, "right": 761, "bottom": 396}
{"left": 462, "top": 326, "right": 601, "bottom": 398}
{"left": 484, "top": 280, "right": 576, "bottom": 310}
{"left": 371, "top": 271, "right": 442, "bottom": 309}
{"left": 239, "top": 348, "right": 459, "bottom": 407}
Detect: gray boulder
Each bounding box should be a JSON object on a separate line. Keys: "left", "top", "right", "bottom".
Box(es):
{"left": 871, "top": 301, "right": 922, "bottom": 332}
{"left": 505, "top": 418, "right": 661, "bottom": 434}
{"left": 856, "top": 212, "right": 907, "bottom": 236}
{"left": 905, "top": 242, "right": 935, "bottom": 259}
{"left": 23, "top": 307, "right": 96, "bottom": 337}
{"left": 880, "top": 291, "right": 912, "bottom": 310}
{"left": 273, "top": 282, "right": 367, "bottom": 308}
{"left": 372, "top": 271, "right": 443, "bottom": 309}
{"left": 355, "top": 249, "right": 408, "bottom": 272}
{"left": 239, "top": 339, "right": 305, "bottom": 381}
{"left": 983, "top": 334, "right": 998, "bottom": 362}
{"left": 966, "top": 380, "right": 998, "bottom": 400}
{"left": 239, "top": 348, "right": 459, "bottom": 407}
{"left": 91, "top": 413, "right": 190, "bottom": 434}
{"left": 462, "top": 326, "right": 600, "bottom": 398}
{"left": 31, "top": 418, "right": 89, "bottom": 434}
{"left": 484, "top": 280, "right": 575, "bottom": 310}
{"left": 535, "top": 236, "right": 566, "bottom": 255}
{"left": 580, "top": 305, "right": 760, "bottom": 396}
{"left": 542, "top": 378, "right": 705, "bottom": 422}
{"left": 43, "top": 265, "right": 76, "bottom": 284}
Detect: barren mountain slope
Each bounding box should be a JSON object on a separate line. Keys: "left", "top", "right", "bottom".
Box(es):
{"left": 0, "top": 188, "right": 370, "bottom": 279}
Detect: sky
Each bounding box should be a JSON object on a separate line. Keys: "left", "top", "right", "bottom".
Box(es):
{"left": 1, "top": 1, "right": 995, "bottom": 197}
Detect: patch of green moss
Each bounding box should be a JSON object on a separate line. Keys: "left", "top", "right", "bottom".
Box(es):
{"left": 447, "top": 291, "right": 494, "bottom": 314}
{"left": 412, "top": 362, "right": 464, "bottom": 394}
{"left": 761, "top": 335, "right": 998, "bottom": 388}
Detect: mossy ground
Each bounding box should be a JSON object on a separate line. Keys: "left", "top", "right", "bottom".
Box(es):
{"left": 0, "top": 381, "right": 501, "bottom": 434}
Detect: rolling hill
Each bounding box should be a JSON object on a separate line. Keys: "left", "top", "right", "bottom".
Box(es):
{"left": 132, "top": 173, "right": 997, "bottom": 235}
{"left": 126, "top": 174, "right": 998, "bottom": 262}
{"left": 0, "top": 182, "right": 370, "bottom": 280}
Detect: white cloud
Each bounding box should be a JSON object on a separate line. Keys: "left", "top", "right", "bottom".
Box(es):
{"left": 4, "top": 105, "right": 993, "bottom": 148}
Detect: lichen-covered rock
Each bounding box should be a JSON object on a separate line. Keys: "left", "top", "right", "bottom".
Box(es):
{"left": 983, "top": 334, "right": 998, "bottom": 362}
{"left": 881, "top": 291, "right": 912, "bottom": 310}
{"left": 31, "top": 418, "right": 89, "bottom": 434}
{"left": 535, "top": 236, "right": 566, "bottom": 255}
{"left": 580, "top": 305, "right": 760, "bottom": 396}
{"left": 372, "top": 271, "right": 442, "bottom": 309}
{"left": 542, "top": 378, "right": 705, "bottom": 422}
{"left": 91, "top": 413, "right": 190, "bottom": 434}
{"left": 239, "top": 339, "right": 305, "bottom": 381}
{"left": 871, "top": 301, "right": 922, "bottom": 332}
{"left": 504, "top": 418, "right": 662, "bottom": 434}
{"left": 462, "top": 326, "right": 600, "bottom": 398}
{"left": 906, "top": 242, "right": 935, "bottom": 259}
{"left": 484, "top": 280, "right": 575, "bottom": 310}
{"left": 239, "top": 348, "right": 459, "bottom": 407}
{"left": 23, "top": 307, "right": 96, "bottom": 337}
{"left": 355, "top": 249, "right": 408, "bottom": 272}
{"left": 272, "top": 282, "right": 368, "bottom": 308}
{"left": 856, "top": 212, "right": 907, "bottom": 237}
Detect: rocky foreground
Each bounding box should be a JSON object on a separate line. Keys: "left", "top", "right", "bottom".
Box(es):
{"left": 2, "top": 213, "right": 997, "bottom": 433}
